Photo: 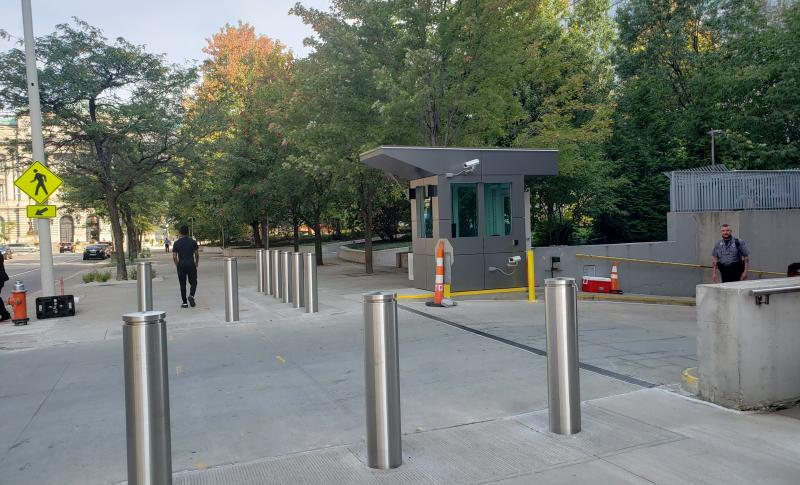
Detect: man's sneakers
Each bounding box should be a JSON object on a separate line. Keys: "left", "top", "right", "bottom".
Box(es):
{"left": 181, "top": 302, "right": 189, "bottom": 308}
{"left": 188, "top": 296, "right": 196, "bottom": 307}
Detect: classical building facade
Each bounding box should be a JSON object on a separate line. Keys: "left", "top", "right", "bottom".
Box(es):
{"left": 0, "top": 115, "right": 112, "bottom": 248}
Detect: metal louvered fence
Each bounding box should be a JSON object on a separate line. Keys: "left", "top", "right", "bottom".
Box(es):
{"left": 668, "top": 170, "right": 800, "bottom": 212}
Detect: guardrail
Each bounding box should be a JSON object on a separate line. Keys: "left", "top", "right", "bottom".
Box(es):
{"left": 575, "top": 253, "right": 784, "bottom": 278}
{"left": 751, "top": 285, "right": 800, "bottom": 305}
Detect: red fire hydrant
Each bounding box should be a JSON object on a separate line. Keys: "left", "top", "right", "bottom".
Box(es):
{"left": 8, "top": 281, "right": 29, "bottom": 326}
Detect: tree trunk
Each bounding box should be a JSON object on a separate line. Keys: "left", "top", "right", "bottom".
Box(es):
{"left": 260, "top": 217, "right": 269, "bottom": 249}
{"left": 292, "top": 217, "right": 300, "bottom": 252}
{"left": 251, "top": 221, "right": 262, "bottom": 247}
{"left": 104, "top": 190, "right": 128, "bottom": 280}
{"left": 363, "top": 210, "right": 373, "bottom": 274}
{"left": 313, "top": 212, "right": 323, "bottom": 266}
{"left": 334, "top": 219, "right": 341, "bottom": 240}
{"left": 360, "top": 180, "right": 375, "bottom": 274}
{"left": 121, "top": 208, "right": 136, "bottom": 263}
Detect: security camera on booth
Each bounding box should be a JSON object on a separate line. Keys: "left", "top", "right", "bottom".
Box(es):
{"left": 445, "top": 158, "right": 480, "bottom": 178}
{"left": 507, "top": 256, "right": 522, "bottom": 267}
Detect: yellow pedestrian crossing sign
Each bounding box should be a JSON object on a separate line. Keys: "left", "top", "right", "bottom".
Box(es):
{"left": 15, "top": 161, "right": 63, "bottom": 204}
{"left": 26, "top": 205, "right": 57, "bottom": 219}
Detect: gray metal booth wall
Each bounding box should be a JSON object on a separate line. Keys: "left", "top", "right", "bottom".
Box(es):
{"left": 410, "top": 174, "right": 530, "bottom": 291}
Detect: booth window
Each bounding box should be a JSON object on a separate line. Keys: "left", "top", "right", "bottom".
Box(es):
{"left": 451, "top": 183, "right": 478, "bottom": 237}
{"left": 484, "top": 183, "right": 511, "bottom": 236}
{"left": 417, "top": 194, "right": 433, "bottom": 238}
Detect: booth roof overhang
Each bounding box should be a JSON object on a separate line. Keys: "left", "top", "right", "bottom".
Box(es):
{"left": 359, "top": 146, "right": 558, "bottom": 180}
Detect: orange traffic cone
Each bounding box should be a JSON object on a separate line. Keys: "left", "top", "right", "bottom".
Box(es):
{"left": 426, "top": 240, "right": 455, "bottom": 307}
{"left": 610, "top": 262, "right": 622, "bottom": 294}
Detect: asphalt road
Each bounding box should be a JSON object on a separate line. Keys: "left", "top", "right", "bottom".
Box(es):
{"left": 2, "top": 251, "right": 107, "bottom": 296}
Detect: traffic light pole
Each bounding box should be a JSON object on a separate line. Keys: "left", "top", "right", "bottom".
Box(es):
{"left": 22, "top": 0, "right": 56, "bottom": 297}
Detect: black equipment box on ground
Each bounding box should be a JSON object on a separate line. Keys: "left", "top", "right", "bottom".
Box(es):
{"left": 36, "top": 295, "right": 76, "bottom": 319}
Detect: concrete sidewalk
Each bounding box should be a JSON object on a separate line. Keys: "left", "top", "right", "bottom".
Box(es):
{"left": 1, "top": 251, "right": 798, "bottom": 484}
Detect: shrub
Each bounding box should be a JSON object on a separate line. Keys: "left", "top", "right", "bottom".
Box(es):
{"left": 82, "top": 270, "right": 113, "bottom": 283}
{"left": 130, "top": 267, "right": 157, "bottom": 280}
{"left": 138, "top": 247, "right": 152, "bottom": 259}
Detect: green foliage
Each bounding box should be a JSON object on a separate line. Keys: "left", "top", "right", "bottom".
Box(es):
{"left": 609, "top": 0, "right": 800, "bottom": 241}
{"left": 82, "top": 270, "right": 112, "bottom": 283}
{"left": 129, "top": 266, "right": 156, "bottom": 280}
{"left": 0, "top": 19, "right": 196, "bottom": 279}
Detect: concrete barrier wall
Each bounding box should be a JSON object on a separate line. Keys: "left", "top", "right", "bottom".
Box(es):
{"left": 532, "top": 241, "right": 698, "bottom": 297}
{"left": 533, "top": 210, "right": 799, "bottom": 297}
{"left": 337, "top": 246, "right": 410, "bottom": 267}
{"left": 697, "top": 278, "right": 800, "bottom": 410}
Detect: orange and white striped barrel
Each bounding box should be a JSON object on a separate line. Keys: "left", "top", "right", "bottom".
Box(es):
{"left": 433, "top": 240, "right": 445, "bottom": 304}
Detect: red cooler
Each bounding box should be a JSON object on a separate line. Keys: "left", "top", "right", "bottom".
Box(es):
{"left": 582, "top": 276, "right": 612, "bottom": 293}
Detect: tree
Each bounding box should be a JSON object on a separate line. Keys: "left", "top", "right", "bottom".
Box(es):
{"left": 0, "top": 20, "right": 196, "bottom": 278}
{"left": 186, "top": 22, "right": 293, "bottom": 249}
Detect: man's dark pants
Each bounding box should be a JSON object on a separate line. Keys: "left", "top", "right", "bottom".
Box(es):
{"left": 177, "top": 264, "right": 197, "bottom": 304}
{"left": 0, "top": 282, "right": 11, "bottom": 319}
{"left": 718, "top": 261, "right": 744, "bottom": 283}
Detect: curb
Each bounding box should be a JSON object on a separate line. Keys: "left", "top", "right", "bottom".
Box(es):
{"left": 577, "top": 292, "right": 696, "bottom": 306}
{"left": 681, "top": 367, "right": 699, "bottom": 395}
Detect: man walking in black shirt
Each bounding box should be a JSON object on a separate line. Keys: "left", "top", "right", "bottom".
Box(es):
{"left": 172, "top": 225, "right": 199, "bottom": 308}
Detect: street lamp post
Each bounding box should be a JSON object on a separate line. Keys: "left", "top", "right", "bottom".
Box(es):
{"left": 707, "top": 129, "right": 723, "bottom": 165}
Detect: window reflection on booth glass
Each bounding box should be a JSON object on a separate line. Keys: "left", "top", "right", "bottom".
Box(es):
{"left": 417, "top": 191, "right": 433, "bottom": 238}
{"left": 451, "top": 183, "right": 478, "bottom": 237}
{"left": 485, "top": 183, "right": 511, "bottom": 236}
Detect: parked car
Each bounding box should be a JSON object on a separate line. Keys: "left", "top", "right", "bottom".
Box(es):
{"left": 59, "top": 242, "right": 75, "bottom": 253}
{"left": 0, "top": 245, "right": 13, "bottom": 260}
{"left": 98, "top": 241, "right": 115, "bottom": 255}
{"left": 7, "top": 243, "right": 38, "bottom": 253}
{"left": 83, "top": 244, "right": 109, "bottom": 260}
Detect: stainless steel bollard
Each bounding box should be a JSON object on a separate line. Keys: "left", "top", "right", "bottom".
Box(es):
{"left": 544, "top": 277, "right": 581, "bottom": 435}
{"left": 363, "top": 291, "right": 402, "bottom": 469}
{"left": 271, "top": 250, "right": 281, "bottom": 299}
{"left": 280, "top": 251, "right": 291, "bottom": 304}
{"left": 224, "top": 257, "right": 239, "bottom": 322}
{"left": 256, "top": 249, "right": 265, "bottom": 293}
{"left": 303, "top": 252, "right": 318, "bottom": 313}
{"left": 136, "top": 261, "right": 153, "bottom": 312}
{"left": 291, "top": 252, "right": 304, "bottom": 308}
{"left": 262, "top": 249, "right": 272, "bottom": 295}
{"left": 123, "top": 311, "right": 172, "bottom": 485}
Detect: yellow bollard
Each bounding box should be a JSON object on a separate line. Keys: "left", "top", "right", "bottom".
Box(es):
{"left": 527, "top": 249, "right": 536, "bottom": 302}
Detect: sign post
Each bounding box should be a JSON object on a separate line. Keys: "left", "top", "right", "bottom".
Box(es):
{"left": 21, "top": 0, "right": 55, "bottom": 296}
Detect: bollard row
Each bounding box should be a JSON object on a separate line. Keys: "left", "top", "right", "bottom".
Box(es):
{"left": 262, "top": 249, "right": 318, "bottom": 314}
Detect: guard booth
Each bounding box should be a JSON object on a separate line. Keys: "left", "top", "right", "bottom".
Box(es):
{"left": 360, "top": 146, "right": 557, "bottom": 292}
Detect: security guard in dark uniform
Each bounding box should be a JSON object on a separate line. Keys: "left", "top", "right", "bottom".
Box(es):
{"left": 711, "top": 223, "right": 750, "bottom": 283}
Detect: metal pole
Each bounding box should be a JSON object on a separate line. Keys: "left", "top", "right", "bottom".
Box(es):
{"left": 270, "top": 250, "right": 280, "bottom": 299}
{"left": 136, "top": 261, "right": 153, "bottom": 312}
{"left": 255, "top": 249, "right": 265, "bottom": 293}
{"left": 280, "top": 251, "right": 291, "bottom": 304}
{"left": 224, "top": 257, "right": 239, "bottom": 322}
{"left": 363, "top": 291, "right": 402, "bottom": 469}
{"left": 262, "top": 249, "right": 272, "bottom": 295}
{"left": 711, "top": 133, "right": 716, "bottom": 165}
{"left": 544, "top": 277, "right": 581, "bottom": 435}
{"left": 303, "top": 252, "right": 318, "bottom": 313}
{"left": 21, "top": 0, "right": 55, "bottom": 297}
{"left": 123, "top": 310, "right": 172, "bottom": 485}
{"left": 291, "top": 252, "right": 303, "bottom": 308}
